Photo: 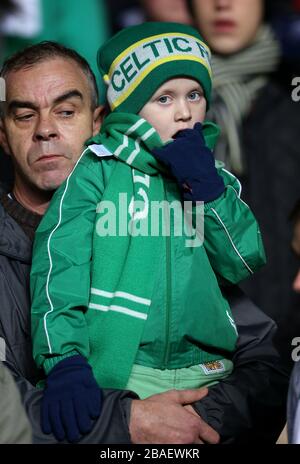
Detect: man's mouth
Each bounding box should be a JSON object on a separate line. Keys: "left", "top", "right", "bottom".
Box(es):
{"left": 36, "top": 154, "right": 62, "bottom": 162}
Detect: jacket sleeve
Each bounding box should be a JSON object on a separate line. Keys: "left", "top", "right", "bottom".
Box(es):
{"left": 30, "top": 152, "right": 105, "bottom": 373}
{"left": 202, "top": 167, "right": 266, "bottom": 284}
{"left": 193, "top": 285, "right": 289, "bottom": 444}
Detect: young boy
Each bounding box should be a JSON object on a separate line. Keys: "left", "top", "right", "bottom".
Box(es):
{"left": 30, "top": 22, "right": 266, "bottom": 440}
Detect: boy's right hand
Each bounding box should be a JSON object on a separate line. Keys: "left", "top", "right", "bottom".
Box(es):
{"left": 151, "top": 122, "right": 225, "bottom": 203}
{"left": 42, "top": 355, "right": 102, "bottom": 442}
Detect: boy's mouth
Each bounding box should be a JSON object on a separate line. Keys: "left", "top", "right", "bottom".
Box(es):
{"left": 172, "top": 128, "right": 190, "bottom": 139}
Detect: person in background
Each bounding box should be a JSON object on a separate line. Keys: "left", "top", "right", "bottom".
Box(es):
{"left": 191, "top": 0, "right": 300, "bottom": 368}
{"left": 107, "top": 0, "right": 193, "bottom": 33}
{"left": 287, "top": 199, "right": 300, "bottom": 444}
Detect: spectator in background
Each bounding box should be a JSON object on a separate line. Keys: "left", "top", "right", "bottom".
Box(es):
{"left": 140, "top": 0, "right": 193, "bottom": 24}
{"left": 107, "top": 0, "right": 193, "bottom": 33}
{"left": 191, "top": 0, "right": 300, "bottom": 368}
{"left": 287, "top": 199, "right": 300, "bottom": 443}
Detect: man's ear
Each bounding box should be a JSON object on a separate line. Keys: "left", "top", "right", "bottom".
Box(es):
{"left": 0, "top": 119, "right": 10, "bottom": 155}
{"left": 92, "top": 105, "right": 105, "bottom": 136}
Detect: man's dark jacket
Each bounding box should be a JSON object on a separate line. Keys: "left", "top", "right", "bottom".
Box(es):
{"left": 0, "top": 189, "right": 289, "bottom": 443}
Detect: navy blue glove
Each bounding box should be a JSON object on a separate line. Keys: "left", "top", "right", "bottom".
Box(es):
{"left": 152, "top": 122, "right": 225, "bottom": 202}
{"left": 42, "top": 355, "right": 102, "bottom": 442}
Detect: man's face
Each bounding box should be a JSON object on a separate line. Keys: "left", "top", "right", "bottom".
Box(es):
{"left": 139, "top": 77, "right": 207, "bottom": 143}
{"left": 292, "top": 220, "right": 300, "bottom": 293}
{"left": 0, "top": 58, "right": 103, "bottom": 192}
{"left": 192, "top": 0, "right": 264, "bottom": 55}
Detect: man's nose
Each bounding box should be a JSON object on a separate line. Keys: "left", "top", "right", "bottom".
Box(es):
{"left": 33, "top": 116, "right": 59, "bottom": 141}
{"left": 175, "top": 100, "right": 192, "bottom": 121}
{"left": 293, "top": 269, "right": 300, "bottom": 293}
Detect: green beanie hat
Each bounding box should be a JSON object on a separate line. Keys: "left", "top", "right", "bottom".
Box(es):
{"left": 97, "top": 21, "right": 212, "bottom": 114}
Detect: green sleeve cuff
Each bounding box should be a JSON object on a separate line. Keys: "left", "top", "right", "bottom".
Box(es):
{"left": 43, "top": 350, "right": 80, "bottom": 375}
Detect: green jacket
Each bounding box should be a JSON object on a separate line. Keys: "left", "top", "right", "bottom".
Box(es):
{"left": 31, "top": 146, "right": 266, "bottom": 374}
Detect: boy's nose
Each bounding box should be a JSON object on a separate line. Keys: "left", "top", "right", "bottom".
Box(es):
{"left": 175, "top": 101, "right": 192, "bottom": 121}
{"left": 293, "top": 269, "right": 300, "bottom": 293}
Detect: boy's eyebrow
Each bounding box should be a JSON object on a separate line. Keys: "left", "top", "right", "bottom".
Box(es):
{"left": 158, "top": 85, "right": 204, "bottom": 94}
{"left": 7, "top": 89, "right": 84, "bottom": 114}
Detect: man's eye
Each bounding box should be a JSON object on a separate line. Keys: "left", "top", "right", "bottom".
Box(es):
{"left": 15, "top": 113, "right": 34, "bottom": 121}
{"left": 59, "top": 110, "right": 74, "bottom": 117}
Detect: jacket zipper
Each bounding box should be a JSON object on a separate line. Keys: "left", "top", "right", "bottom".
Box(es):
{"left": 162, "top": 186, "right": 172, "bottom": 368}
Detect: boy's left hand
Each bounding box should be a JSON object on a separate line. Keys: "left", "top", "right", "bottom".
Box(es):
{"left": 152, "top": 122, "right": 225, "bottom": 203}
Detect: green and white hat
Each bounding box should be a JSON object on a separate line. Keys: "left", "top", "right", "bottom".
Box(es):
{"left": 97, "top": 21, "right": 212, "bottom": 114}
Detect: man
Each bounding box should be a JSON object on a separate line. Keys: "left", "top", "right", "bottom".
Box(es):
{"left": 0, "top": 41, "right": 288, "bottom": 444}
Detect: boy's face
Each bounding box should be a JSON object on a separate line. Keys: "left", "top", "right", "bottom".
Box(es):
{"left": 139, "top": 77, "right": 207, "bottom": 143}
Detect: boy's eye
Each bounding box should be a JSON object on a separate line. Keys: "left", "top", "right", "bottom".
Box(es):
{"left": 188, "top": 91, "right": 202, "bottom": 101}
{"left": 158, "top": 95, "right": 171, "bottom": 104}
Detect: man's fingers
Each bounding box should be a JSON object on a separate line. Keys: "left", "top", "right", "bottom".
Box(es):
{"left": 175, "top": 387, "right": 208, "bottom": 405}
{"left": 194, "top": 438, "right": 205, "bottom": 444}
{"left": 184, "top": 404, "right": 220, "bottom": 444}
{"left": 198, "top": 423, "right": 220, "bottom": 444}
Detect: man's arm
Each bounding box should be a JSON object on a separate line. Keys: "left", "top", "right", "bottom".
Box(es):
{"left": 7, "top": 365, "right": 219, "bottom": 444}
{"left": 193, "top": 285, "right": 289, "bottom": 444}
{"left": 7, "top": 367, "right": 136, "bottom": 444}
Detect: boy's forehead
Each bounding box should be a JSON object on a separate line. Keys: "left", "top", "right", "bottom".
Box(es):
{"left": 155, "top": 77, "right": 203, "bottom": 91}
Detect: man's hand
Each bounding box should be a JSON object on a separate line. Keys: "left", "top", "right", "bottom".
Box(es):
{"left": 129, "top": 388, "right": 220, "bottom": 444}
